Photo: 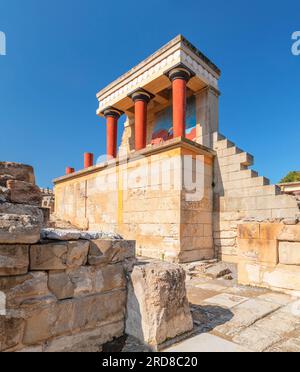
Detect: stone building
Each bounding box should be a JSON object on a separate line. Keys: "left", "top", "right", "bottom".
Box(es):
{"left": 54, "top": 35, "right": 300, "bottom": 265}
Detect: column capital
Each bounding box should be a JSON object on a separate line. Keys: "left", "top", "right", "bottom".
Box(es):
{"left": 102, "top": 106, "right": 124, "bottom": 119}
{"left": 128, "top": 88, "right": 155, "bottom": 103}
{"left": 165, "top": 63, "right": 195, "bottom": 82}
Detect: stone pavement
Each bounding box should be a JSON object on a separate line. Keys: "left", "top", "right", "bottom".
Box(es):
{"left": 164, "top": 276, "right": 300, "bottom": 352}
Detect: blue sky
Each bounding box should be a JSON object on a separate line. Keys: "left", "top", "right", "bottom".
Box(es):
{"left": 0, "top": 0, "right": 299, "bottom": 188}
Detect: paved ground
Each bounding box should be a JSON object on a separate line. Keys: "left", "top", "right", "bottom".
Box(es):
{"left": 165, "top": 276, "right": 300, "bottom": 352}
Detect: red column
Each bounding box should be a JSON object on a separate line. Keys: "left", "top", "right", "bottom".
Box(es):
{"left": 104, "top": 108, "right": 122, "bottom": 159}
{"left": 134, "top": 99, "right": 147, "bottom": 150}
{"left": 84, "top": 153, "right": 94, "bottom": 168}
{"left": 172, "top": 78, "right": 187, "bottom": 138}
{"left": 130, "top": 90, "right": 153, "bottom": 151}
{"left": 167, "top": 67, "right": 192, "bottom": 139}
{"left": 66, "top": 167, "right": 75, "bottom": 175}
{"left": 106, "top": 115, "right": 118, "bottom": 159}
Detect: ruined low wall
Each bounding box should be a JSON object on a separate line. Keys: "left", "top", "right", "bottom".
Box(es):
{"left": 0, "top": 237, "right": 135, "bottom": 352}
{"left": 237, "top": 221, "right": 300, "bottom": 294}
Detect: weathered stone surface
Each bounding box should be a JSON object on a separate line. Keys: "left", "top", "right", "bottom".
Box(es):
{"left": 0, "top": 186, "right": 10, "bottom": 202}
{"left": 79, "top": 231, "right": 123, "bottom": 240}
{"left": 48, "top": 271, "right": 75, "bottom": 300}
{"left": 126, "top": 261, "right": 193, "bottom": 348}
{"left": 283, "top": 218, "right": 298, "bottom": 225}
{"left": 7, "top": 180, "right": 42, "bottom": 206}
{"left": 0, "top": 214, "right": 41, "bottom": 245}
{"left": 214, "top": 299, "right": 281, "bottom": 337}
{"left": 30, "top": 242, "right": 68, "bottom": 270}
{"left": 88, "top": 239, "right": 135, "bottom": 266}
{"left": 279, "top": 241, "right": 300, "bottom": 265}
{"left": 43, "top": 320, "right": 124, "bottom": 352}
{"left": 68, "top": 263, "right": 126, "bottom": 297}
{"left": 278, "top": 225, "right": 300, "bottom": 242}
{"left": 232, "top": 324, "right": 282, "bottom": 352}
{"left": 66, "top": 240, "right": 89, "bottom": 268}
{"left": 23, "top": 290, "right": 126, "bottom": 345}
{"left": 0, "top": 315, "right": 25, "bottom": 352}
{"left": 40, "top": 228, "right": 81, "bottom": 241}
{"left": 0, "top": 202, "right": 44, "bottom": 222}
{"left": 0, "top": 162, "right": 35, "bottom": 186}
{"left": 0, "top": 272, "right": 54, "bottom": 309}
{"left": 204, "top": 262, "right": 232, "bottom": 279}
{"left": 30, "top": 240, "right": 90, "bottom": 271}
{"left": 0, "top": 245, "right": 29, "bottom": 276}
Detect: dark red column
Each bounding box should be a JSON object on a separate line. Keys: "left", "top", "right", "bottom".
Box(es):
{"left": 104, "top": 108, "right": 122, "bottom": 159}
{"left": 66, "top": 167, "right": 75, "bottom": 175}
{"left": 130, "top": 89, "right": 154, "bottom": 151}
{"left": 84, "top": 153, "right": 94, "bottom": 168}
{"left": 167, "top": 67, "right": 193, "bottom": 139}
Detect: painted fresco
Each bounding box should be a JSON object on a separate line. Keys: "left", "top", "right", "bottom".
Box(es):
{"left": 151, "top": 96, "right": 197, "bottom": 145}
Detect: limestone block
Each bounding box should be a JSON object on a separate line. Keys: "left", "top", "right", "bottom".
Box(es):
{"left": 0, "top": 162, "right": 35, "bottom": 185}
{"left": 126, "top": 261, "right": 193, "bottom": 348}
{"left": 0, "top": 245, "right": 29, "bottom": 276}
{"left": 48, "top": 271, "right": 75, "bottom": 300}
{"left": 237, "top": 238, "right": 278, "bottom": 265}
{"left": 30, "top": 240, "right": 89, "bottom": 270}
{"left": 0, "top": 272, "right": 54, "bottom": 309}
{"left": 30, "top": 242, "right": 68, "bottom": 270}
{"left": 0, "top": 202, "right": 44, "bottom": 222}
{"left": 88, "top": 240, "right": 135, "bottom": 266}
{"left": 40, "top": 228, "right": 81, "bottom": 241}
{"left": 43, "top": 321, "right": 124, "bottom": 352}
{"left": 68, "top": 264, "right": 126, "bottom": 297}
{"left": 23, "top": 290, "right": 126, "bottom": 345}
{"left": 0, "top": 315, "right": 25, "bottom": 352}
{"left": 7, "top": 180, "right": 42, "bottom": 206}
{"left": 238, "top": 224, "right": 260, "bottom": 239}
{"left": 259, "top": 223, "right": 283, "bottom": 240}
{"left": 278, "top": 225, "right": 300, "bottom": 242}
{"left": 0, "top": 213, "right": 41, "bottom": 245}
{"left": 66, "top": 240, "right": 89, "bottom": 268}
{"left": 279, "top": 242, "right": 300, "bottom": 265}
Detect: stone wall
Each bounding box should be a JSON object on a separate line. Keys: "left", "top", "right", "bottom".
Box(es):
{"left": 237, "top": 220, "right": 300, "bottom": 294}
{"left": 0, "top": 233, "right": 135, "bottom": 352}
{"left": 213, "top": 133, "right": 300, "bottom": 263}
{"left": 0, "top": 161, "right": 136, "bottom": 352}
{"left": 54, "top": 139, "right": 215, "bottom": 263}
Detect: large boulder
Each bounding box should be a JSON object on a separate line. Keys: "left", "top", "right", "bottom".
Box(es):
{"left": 126, "top": 261, "right": 193, "bottom": 349}
{"left": 0, "top": 162, "right": 35, "bottom": 186}
{"left": 7, "top": 180, "right": 42, "bottom": 206}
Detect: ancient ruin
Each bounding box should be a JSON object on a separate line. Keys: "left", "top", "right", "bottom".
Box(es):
{"left": 1, "top": 35, "right": 300, "bottom": 352}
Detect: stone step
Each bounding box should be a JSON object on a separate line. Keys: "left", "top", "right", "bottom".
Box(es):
{"left": 218, "top": 152, "right": 254, "bottom": 167}
{"left": 213, "top": 132, "right": 226, "bottom": 143}
{"left": 224, "top": 184, "right": 281, "bottom": 198}
{"left": 222, "top": 176, "right": 270, "bottom": 191}
{"left": 214, "top": 139, "right": 235, "bottom": 151}
{"left": 216, "top": 146, "right": 243, "bottom": 158}
{"left": 221, "top": 169, "right": 259, "bottom": 183}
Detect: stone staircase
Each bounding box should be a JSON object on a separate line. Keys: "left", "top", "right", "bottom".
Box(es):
{"left": 213, "top": 132, "right": 290, "bottom": 202}
{"left": 212, "top": 132, "right": 299, "bottom": 262}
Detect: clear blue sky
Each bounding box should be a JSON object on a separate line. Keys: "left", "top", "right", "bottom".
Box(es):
{"left": 0, "top": 0, "right": 299, "bottom": 188}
